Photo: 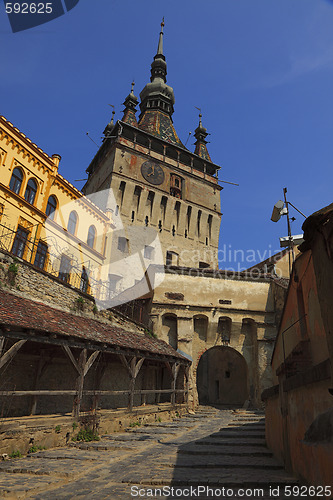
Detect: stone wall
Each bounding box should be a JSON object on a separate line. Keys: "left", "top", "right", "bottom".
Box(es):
{"left": 0, "top": 250, "right": 147, "bottom": 335}
{"left": 149, "top": 268, "right": 284, "bottom": 408}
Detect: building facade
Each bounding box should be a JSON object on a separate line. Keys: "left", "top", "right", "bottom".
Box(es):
{"left": 263, "top": 203, "right": 333, "bottom": 487}
{"left": 0, "top": 115, "right": 113, "bottom": 299}
{"left": 83, "top": 21, "right": 222, "bottom": 272}
{"left": 81, "top": 22, "right": 287, "bottom": 407}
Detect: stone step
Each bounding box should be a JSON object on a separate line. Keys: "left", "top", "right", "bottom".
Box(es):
{"left": 143, "top": 422, "right": 195, "bottom": 429}
{"left": 125, "top": 469, "right": 298, "bottom": 487}
{"left": 215, "top": 432, "right": 265, "bottom": 439}
{"left": 126, "top": 429, "right": 178, "bottom": 435}
{"left": 196, "top": 438, "right": 267, "bottom": 446}
{"left": 158, "top": 457, "right": 283, "bottom": 469}
{"left": 179, "top": 446, "right": 273, "bottom": 456}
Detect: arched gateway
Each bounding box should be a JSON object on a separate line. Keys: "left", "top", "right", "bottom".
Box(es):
{"left": 196, "top": 346, "right": 249, "bottom": 406}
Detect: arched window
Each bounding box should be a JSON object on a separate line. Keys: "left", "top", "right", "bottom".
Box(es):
{"left": 67, "top": 211, "right": 78, "bottom": 235}
{"left": 194, "top": 315, "right": 208, "bottom": 342}
{"left": 46, "top": 195, "right": 57, "bottom": 220}
{"left": 9, "top": 168, "right": 23, "bottom": 195}
{"left": 87, "top": 225, "right": 96, "bottom": 248}
{"left": 218, "top": 317, "right": 232, "bottom": 345}
{"left": 24, "top": 178, "right": 38, "bottom": 205}
{"left": 162, "top": 314, "right": 178, "bottom": 350}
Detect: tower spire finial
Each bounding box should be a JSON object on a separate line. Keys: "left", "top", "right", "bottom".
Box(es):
{"left": 194, "top": 109, "right": 212, "bottom": 162}
{"left": 157, "top": 17, "right": 165, "bottom": 55}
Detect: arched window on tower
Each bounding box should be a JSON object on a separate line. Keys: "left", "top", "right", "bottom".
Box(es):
{"left": 162, "top": 314, "right": 178, "bottom": 350}
{"left": 218, "top": 317, "right": 232, "bottom": 345}
{"left": 170, "top": 174, "right": 183, "bottom": 199}
{"left": 24, "top": 178, "right": 38, "bottom": 205}
{"left": 193, "top": 315, "right": 208, "bottom": 342}
{"left": 9, "top": 167, "right": 23, "bottom": 195}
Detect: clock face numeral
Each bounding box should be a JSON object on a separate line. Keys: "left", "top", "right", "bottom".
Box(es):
{"left": 141, "top": 161, "right": 165, "bottom": 185}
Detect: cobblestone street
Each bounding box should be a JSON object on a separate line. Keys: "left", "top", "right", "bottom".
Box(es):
{"left": 0, "top": 408, "right": 300, "bottom": 499}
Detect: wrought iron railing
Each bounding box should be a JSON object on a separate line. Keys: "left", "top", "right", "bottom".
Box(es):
{"left": 0, "top": 221, "right": 150, "bottom": 326}
{"left": 0, "top": 221, "right": 109, "bottom": 299}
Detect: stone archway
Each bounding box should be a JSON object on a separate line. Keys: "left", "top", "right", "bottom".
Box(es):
{"left": 196, "top": 346, "right": 249, "bottom": 406}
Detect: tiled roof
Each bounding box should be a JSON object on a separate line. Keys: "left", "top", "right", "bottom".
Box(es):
{"left": 0, "top": 290, "right": 187, "bottom": 362}
{"left": 139, "top": 110, "right": 184, "bottom": 147}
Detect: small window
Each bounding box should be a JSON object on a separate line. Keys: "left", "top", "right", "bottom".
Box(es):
{"left": 24, "top": 178, "right": 37, "bottom": 205}
{"left": 9, "top": 167, "right": 23, "bottom": 195}
{"left": 170, "top": 174, "right": 182, "bottom": 199}
{"left": 87, "top": 225, "right": 96, "bottom": 249}
{"left": 11, "top": 226, "right": 28, "bottom": 258}
{"left": 34, "top": 241, "right": 48, "bottom": 270}
{"left": 166, "top": 251, "right": 179, "bottom": 267}
{"left": 199, "top": 261, "right": 210, "bottom": 269}
{"left": 58, "top": 255, "right": 71, "bottom": 283}
{"left": 118, "top": 236, "right": 128, "bottom": 253}
{"left": 67, "top": 211, "right": 78, "bottom": 235}
{"left": 46, "top": 195, "right": 57, "bottom": 220}
{"left": 144, "top": 245, "right": 154, "bottom": 259}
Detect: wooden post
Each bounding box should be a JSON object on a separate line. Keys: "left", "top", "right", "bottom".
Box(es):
{"left": 141, "top": 366, "right": 147, "bottom": 406}
{"left": 119, "top": 355, "right": 145, "bottom": 411}
{"left": 185, "top": 366, "right": 190, "bottom": 406}
{"left": 62, "top": 346, "right": 100, "bottom": 419}
{"left": 74, "top": 349, "right": 87, "bottom": 418}
{"left": 30, "top": 350, "right": 48, "bottom": 415}
{"left": 171, "top": 363, "right": 180, "bottom": 406}
{"left": 92, "top": 363, "right": 107, "bottom": 412}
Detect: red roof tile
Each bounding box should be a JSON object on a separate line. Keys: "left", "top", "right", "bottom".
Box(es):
{"left": 0, "top": 290, "right": 187, "bottom": 362}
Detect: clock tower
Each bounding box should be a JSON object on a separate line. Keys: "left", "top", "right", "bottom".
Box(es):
{"left": 83, "top": 20, "right": 222, "bottom": 271}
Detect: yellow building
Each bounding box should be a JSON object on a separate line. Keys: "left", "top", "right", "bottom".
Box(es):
{"left": 0, "top": 115, "right": 113, "bottom": 298}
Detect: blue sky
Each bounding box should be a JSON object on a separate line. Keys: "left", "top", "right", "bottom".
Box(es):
{"left": 1, "top": 0, "right": 332, "bottom": 268}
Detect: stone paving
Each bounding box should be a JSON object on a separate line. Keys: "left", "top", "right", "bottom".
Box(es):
{"left": 0, "top": 407, "right": 304, "bottom": 499}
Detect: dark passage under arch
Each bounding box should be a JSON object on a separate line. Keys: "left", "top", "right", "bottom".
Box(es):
{"left": 196, "top": 346, "right": 249, "bottom": 406}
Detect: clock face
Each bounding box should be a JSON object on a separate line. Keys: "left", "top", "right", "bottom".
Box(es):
{"left": 141, "top": 161, "right": 165, "bottom": 185}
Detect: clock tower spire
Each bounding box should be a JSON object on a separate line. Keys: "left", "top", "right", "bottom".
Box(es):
{"left": 138, "top": 19, "right": 183, "bottom": 146}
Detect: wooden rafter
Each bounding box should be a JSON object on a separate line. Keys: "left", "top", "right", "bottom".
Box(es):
{"left": 0, "top": 339, "right": 27, "bottom": 371}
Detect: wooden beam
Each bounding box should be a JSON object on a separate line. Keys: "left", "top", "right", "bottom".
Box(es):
{"left": 0, "top": 336, "right": 5, "bottom": 357}
{"left": 62, "top": 345, "right": 80, "bottom": 374}
{"left": 0, "top": 389, "right": 187, "bottom": 397}
{"left": 171, "top": 362, "right": 180, "bottom": 406}
{"left": 0, "top": 326, "right": 189, "bottom": 366}
{"left": 0, "top": 339, "right": 27, "bottom": 370}
{"left": 83, "top": 351, "right": 100, "bottom": 377}
{"left": 92, "top": 362, "right": 107, "bottom": 411}
{"left": 127, "top": 356, "right": 145, "bottom": 411}
{"left": 30, "top": 350, "right": 48, "bottom": 415}
{"left": 119, "top": 354, "right": 132, "bottom": 376}
{"left": 185, "top": 366, "right": 190, "bottom": 407}
{"left": 134, "top": 357, "right": 145, "bottom": 378}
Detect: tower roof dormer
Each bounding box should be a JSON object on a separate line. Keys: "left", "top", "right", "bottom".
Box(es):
{"left": 122, "top": 81, "right": 139, "bottom": 127}
{"left": 194, "top": 113, "right": 212, "bottom": 162}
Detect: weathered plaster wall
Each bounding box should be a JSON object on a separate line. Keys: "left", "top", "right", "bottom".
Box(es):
{"left": 150, "top": 270, "right": 280, "bottom": 408}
